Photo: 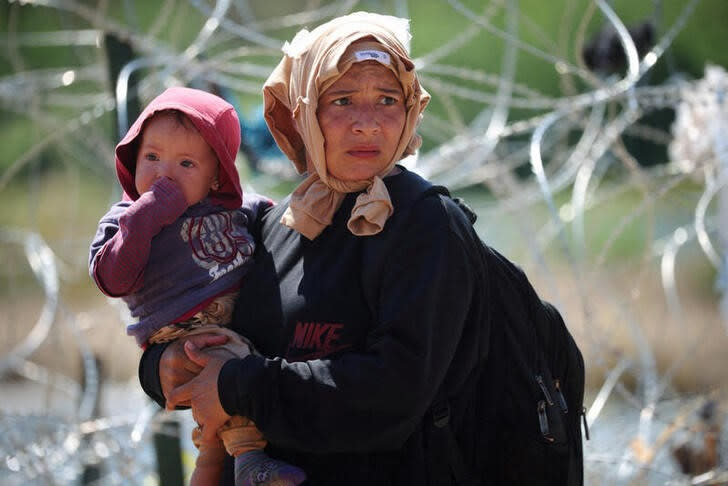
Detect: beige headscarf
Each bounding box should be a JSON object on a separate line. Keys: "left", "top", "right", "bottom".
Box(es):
{"left": 263, "top": 11, "right": 430, "bottom": 239}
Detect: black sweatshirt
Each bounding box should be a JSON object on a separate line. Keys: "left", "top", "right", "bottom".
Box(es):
{"left": 139, "top": 167, "right": 488, "bottom": 485}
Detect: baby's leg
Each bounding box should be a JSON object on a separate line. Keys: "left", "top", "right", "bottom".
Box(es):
{"left": 219, "top": 416, "right": 306, "bottom": 486}
{"left": 190, "top": 425, "right": 227, "bottom": 486}
{"left": 161, "top": 319, "right": 305, "bottom": 484}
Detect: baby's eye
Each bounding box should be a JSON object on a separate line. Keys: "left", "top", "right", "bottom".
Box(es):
{"left": 144, "top": 153, "right": 159, "bottom": 162}
{"left": 332, "top": 97, "right": 351, "bottom": 106}
{"left": 380, "top": 96, "right": 398, "bottom": 106}
{"left": 180, "top": 160, "right": 195, "bottom": 168}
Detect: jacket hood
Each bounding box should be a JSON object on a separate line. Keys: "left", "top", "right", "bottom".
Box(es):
{"left": 115, "top": 86, "right": 243, "bottom": 209}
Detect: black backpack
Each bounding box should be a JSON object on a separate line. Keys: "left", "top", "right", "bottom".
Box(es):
{"left": 420, "top": 185, "right": 588, "bottom": 486}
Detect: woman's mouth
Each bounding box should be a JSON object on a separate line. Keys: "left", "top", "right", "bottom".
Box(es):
{"left": 347, "top": 147, "right": 380, "bottom": 158}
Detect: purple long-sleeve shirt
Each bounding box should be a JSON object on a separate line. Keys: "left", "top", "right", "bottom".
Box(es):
{"left": 89, "top": 178, "right": 272, "bottom": 346}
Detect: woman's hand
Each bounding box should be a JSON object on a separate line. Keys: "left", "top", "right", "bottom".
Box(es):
{"left": 159, "top": 333, "right": 229, "bottom": 404}
{"left": 166, "top": 340, "right": 235, "bottom": 442}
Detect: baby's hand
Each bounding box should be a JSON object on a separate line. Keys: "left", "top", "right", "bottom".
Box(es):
{"left": 148, "top": 177, "right": 188, "bottom": 225}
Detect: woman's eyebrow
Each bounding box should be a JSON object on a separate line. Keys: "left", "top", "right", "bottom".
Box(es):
{"left": 323, "top": 86, "right": 402, "bottom": 97}
{"left": 378, "top": 86, "right": 403, "bottom": 95}
{"left": 322, "top": 88, "right": 356, "bottom": 97}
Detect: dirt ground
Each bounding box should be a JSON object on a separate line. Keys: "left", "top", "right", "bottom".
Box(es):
{"left": 529, "top": 259, "right": 728, "bottom": 393}
{"left": 1, "top": 259, "right": 726, "bottom": 395}
{"left": 0, "top": 293, "right": 141, "bottom": 384}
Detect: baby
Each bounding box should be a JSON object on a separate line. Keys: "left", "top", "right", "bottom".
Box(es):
{"left": 89, "top": 86, "right": 305, "bottom": 486}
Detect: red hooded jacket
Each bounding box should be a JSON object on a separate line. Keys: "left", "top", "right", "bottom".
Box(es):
{"left": 115, "top": 86, "right": 244, "bottom": 209}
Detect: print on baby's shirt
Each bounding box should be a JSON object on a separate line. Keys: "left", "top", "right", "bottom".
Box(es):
{"left": 180, "top": 212, "right": 254, "bottom": 281}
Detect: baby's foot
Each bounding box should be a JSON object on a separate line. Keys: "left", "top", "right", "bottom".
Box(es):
{"left": 235, "top": 450, "right": 306, "bottom": 486}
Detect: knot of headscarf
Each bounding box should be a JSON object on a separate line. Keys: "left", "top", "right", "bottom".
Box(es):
{"left": 281, "top": 173, "right": 393, "bottom": 240}
{"left": 263, "top": 11, "right": 429, "bottom": 239}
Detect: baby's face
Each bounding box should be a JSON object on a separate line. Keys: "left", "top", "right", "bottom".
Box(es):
{"left": 134, "top": 112, "right": 219, "bottom": 206}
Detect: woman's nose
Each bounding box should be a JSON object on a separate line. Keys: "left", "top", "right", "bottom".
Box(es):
{"left": 352, "top": 107, "right": 380, "bottom": 134}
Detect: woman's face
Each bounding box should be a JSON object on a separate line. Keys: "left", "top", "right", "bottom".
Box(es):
{"left": 317, "top": 62, "right": 406, "bottom": 182}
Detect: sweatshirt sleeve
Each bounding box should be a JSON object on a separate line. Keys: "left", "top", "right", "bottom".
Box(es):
{"left": 218, "top": 197, "right": 483, "bottom": 453}
{"left": 89, "top": 178, "right": 188, "bottom": 296}
{"left": 241, "top": 192, "right": 275, "bottom": 240}
{"left": 138, "top": 341, "right": 171, "bottom": 408}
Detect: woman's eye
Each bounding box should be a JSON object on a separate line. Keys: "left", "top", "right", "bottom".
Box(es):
{"left": 332, "top": 97, "right": 351, "bottom": 106}
{"left": 380, "top": 96, "right": 398, "bottom": 106}
{"left": 180, "top": 160, "right": 195, "bottom": 168}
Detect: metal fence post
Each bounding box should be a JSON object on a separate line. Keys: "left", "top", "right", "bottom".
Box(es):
{"left": 153, "top": 417, "right": 185, "bottom": 486}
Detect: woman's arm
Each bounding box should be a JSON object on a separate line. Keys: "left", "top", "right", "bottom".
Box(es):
{"left": 138, "top": 341, "right": 172, "bottom": 408}
{"left": 140, "top": 333, "right": 231, "bottom": 408}
{"left": 213, "top": 197, "right": 484, "bottom": 453}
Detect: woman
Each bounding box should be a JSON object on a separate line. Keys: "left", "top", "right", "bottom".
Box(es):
{"left": 140, "top": 11, "right": 488, "bottom": 485}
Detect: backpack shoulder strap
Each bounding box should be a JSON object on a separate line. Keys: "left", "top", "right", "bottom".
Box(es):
{"left": 417, "top": 183, "right": 484, "bottom": 486}
{"left": 420, "top": 185, "right": 478, "bottom": 226}
{"left": 428, "top": 399, "right": 482, "bottom": 486}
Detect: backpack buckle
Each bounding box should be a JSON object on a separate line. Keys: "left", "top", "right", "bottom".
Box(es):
{"left": 432, "top": 401, "right": 450, "bottom": 428}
